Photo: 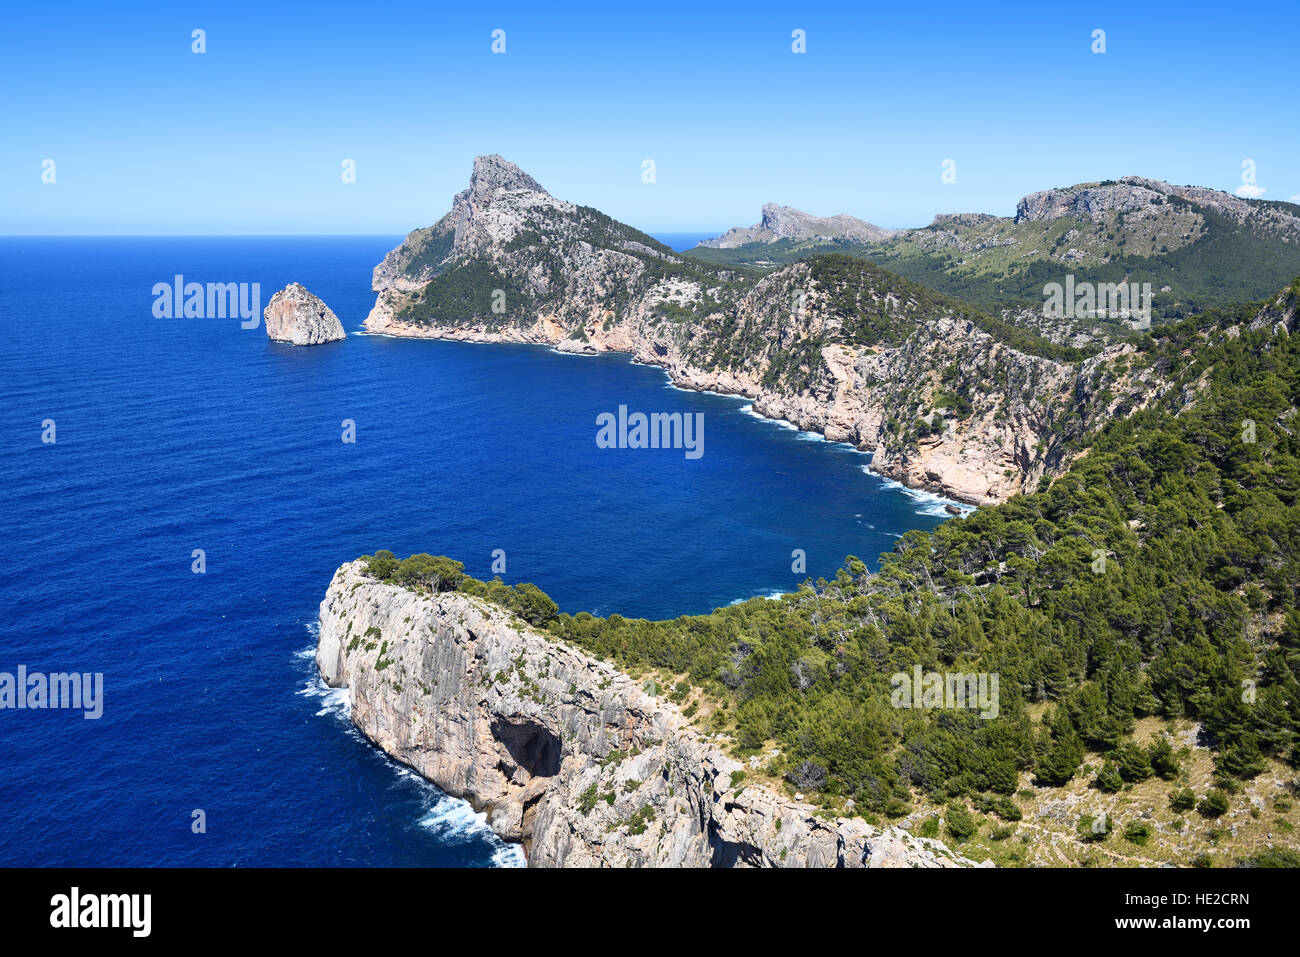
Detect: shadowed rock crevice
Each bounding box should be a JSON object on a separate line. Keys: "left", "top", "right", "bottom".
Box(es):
{"left": 491, "top": 718, "right": 562, "bottom": 778}
{"left": 709, "top": 821, "right": 764, "bottom": 867}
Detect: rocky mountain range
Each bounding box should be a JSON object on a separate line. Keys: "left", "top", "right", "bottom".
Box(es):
{"left": 699, "top": 203, "right": 895, "bottom": 248}
{"left": 365, "top": 155, "right": 1177, "bottom": 504}
{"left": 689, "top": 175, "right": 1300, "bottom": 323}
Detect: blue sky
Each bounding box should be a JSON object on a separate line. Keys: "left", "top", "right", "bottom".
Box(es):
{"left": 3, "top": 0, "right": 1297, "bottom": 235}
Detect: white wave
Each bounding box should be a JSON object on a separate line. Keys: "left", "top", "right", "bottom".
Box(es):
{"left": 728, "top": 590, "right": 786, "bottom": 605}
{"left": 492, "top": 844, "right": 528, "bottom": 868}
{"left": 298, "top": 672, "right": 352, "bottom": 718}
{"left": 647, "top": 365, "right": 749, "bottom": 402}
{"left": 293, "top": 634, "right": 522, "bottom": 868}
{"left": 866, "top": 468, "right": 977, "bottom": 517}
{"left": 419, "top": 797, "right": 489, "bottom": 836}
{"left": 663, "top": 381, "right": 748, "bottom": 402}
{"left": 419, "top": 792, "right": 526, "bottom": 867}
{"left": 737, "top": 402, "right": 799, "bottom": 431}
{"left": 293, "top": 627, "right": 318, "bottom": 659}
{"left": 296, "top": 636, "right": 352, "bottom": 718}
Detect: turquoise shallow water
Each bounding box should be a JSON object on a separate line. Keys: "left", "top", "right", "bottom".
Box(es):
{"left": 0, "top": 236, "right": 962, "bottom": 865}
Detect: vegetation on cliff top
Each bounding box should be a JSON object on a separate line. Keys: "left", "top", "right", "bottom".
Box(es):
{"left": 685, "top": 199, "right": 1300, "bottom": 326}
{"left": 357, "top": 280, "right": 1300, "bottom": 865}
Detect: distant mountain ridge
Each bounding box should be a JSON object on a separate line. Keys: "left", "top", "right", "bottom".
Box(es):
{"left": 699, "top": 203, "right": 896, "bottom": 248}
{"left": 688, "top": 175, "right": 1300, "bottom": 322}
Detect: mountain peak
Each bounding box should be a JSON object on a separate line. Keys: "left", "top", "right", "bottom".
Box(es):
{"left": 468, "top": 155, "right": 546, "bottom": 199}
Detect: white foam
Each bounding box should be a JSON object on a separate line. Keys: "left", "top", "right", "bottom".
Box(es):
{"left": 419, "top": 797, "right": 489, "bottom": 836}
{"left": 739, "top": 405, "right": 810, "bottom": 437}
{"left": 866, "top": 468, "right": 977, "bottom": 517}
{"left": 735, "top": 403, "right": 872, "bottom": 455}
{"left": 298, "top": 670, "right": 352, "bottom": 718}
{"left": 294, "top": 634, "right": 523, "bottom": 867}
{"left": 418, "top": 792, "right": 526, "bottom": 867}
{"left": 728, "top": 590, "right": 787, "bottom": 605}
{"left": 293, "top": 626, "right": 318, "bottom": 659}
{"left": 492, "top": 844, "right": 528, "bottom": 868}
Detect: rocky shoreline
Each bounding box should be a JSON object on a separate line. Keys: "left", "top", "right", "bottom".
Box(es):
{"left": 362, "top": 306, "right": 1001, "bottom": 505}
{"left": 363, "top": 304, "right": 1157, "bottom": 507}
{"left": 358, "top": 156, "right": 1172, "bottom": 507}
{"left": 316, "top": 560, "right": 986, "bottom": 868}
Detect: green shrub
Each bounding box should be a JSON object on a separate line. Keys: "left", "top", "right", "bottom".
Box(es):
{"left": 945, "top": 802, "right": 978, "bottom": 842}
{"left": 1123, "top": 821, "right": 1153, "bottom": 846}
{"left": 1197, "top": 790, "right": 1230, "bottom": 818}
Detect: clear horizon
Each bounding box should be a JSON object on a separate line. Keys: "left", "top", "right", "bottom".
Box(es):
{"left": 3, "top": 0, "right": 1298, "bottom": 235}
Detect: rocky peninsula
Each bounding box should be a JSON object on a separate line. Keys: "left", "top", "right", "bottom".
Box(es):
{"left": 316, "top": 560, "right": 984, "bottom": 868}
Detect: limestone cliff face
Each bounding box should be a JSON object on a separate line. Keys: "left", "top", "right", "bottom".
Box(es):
{"left": 316, "top": 561, "right": 983, "bottom": 868}
{"left": 264, "top": 282, "right": 346, "bottom": 345}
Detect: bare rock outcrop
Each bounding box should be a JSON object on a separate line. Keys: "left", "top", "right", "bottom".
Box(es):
{"left": 700, "top": 202, "right": 895, "bottom": 247}
{"left": 263, "top": 282, "right": 346, "bottom": 345}
{"left": 317, "top": 561, "right": 985, "bottom": 868}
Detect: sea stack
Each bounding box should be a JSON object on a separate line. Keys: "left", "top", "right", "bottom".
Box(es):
{"left": 263, "top": 282, "right": 346, "bottom": 345}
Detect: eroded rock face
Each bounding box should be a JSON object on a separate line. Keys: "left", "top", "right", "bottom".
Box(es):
{"left": 263, "top": 283, "right": 346, "bottom": 345}
{"left": 317, "top": 561, "right": 985, "bottom": 869}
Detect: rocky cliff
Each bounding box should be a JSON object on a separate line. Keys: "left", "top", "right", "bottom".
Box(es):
{"left": 364, "top": 157, "right": 1181, "bottom": 504}
{"left": 264, "top": 282, "right": 346, "bottom": 345}
{"left": 316, "top": 560, "right": 984, "bottom": 868}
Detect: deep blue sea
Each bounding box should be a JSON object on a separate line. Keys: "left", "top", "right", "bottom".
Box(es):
{"left": 652, "top": 232, "right": 718, "bottom": 252}
{"left": 0, "top": 237, "right": 965, "bottom": 866}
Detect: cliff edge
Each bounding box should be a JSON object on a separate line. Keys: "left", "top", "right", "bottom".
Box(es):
{"left": 316, "top": 560, "right": 985, "bottom": 868}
